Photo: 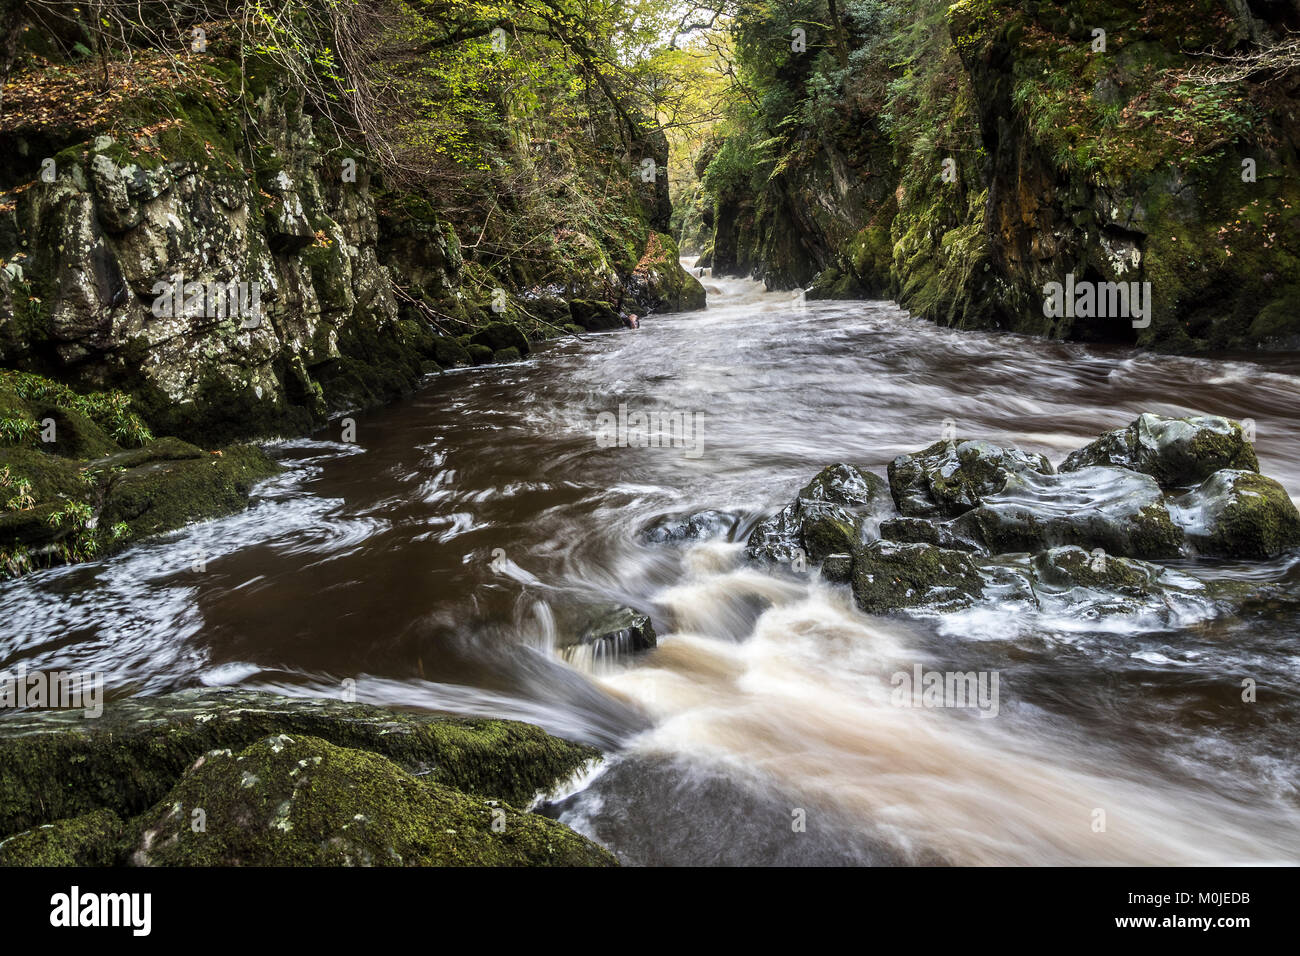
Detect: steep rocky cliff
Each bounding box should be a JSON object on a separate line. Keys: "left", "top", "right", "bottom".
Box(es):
{"left": 697, "top": 0, "right": 1300, "bottom": 352}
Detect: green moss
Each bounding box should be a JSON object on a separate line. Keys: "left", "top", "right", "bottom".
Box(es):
{"left": 131, "top": 734, "right": 615, "bottom": 867}
{"left": 850, "top": 540, "right": 984, "bottom": 613}
{"left": 0, "top": 809, "right": 128, "bottom": 866}
{"left": 0, "top": 689, "right": 602, "bottom": 838}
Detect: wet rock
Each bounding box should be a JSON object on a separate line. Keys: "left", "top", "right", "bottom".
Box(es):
{"left": 493, "top": 346, "right": 522, "bottom": 363}
{"left": 0, "top": 809, "right": 128, "bottom": 866}
{"left": 1061, "top": 414, "right": 1258, "bottom": 488}
{"left": 0, "top": 689, "right": 601, "bottom": 838}
{"left": 639, "top": 509, "right": 739, "bottom": 544}
{"left": 429, "top": 335, "right": 471, "bottom": 368}
{"left": 556, "top": 605, "right": 657, "bottom": 669}
{"left": 949, "top": 465, "right": 1184, "bottom": 560}
{"left": 849, "top": 540, "right": 985, "bottom": 613}
{"left": 466, "top": 343, "right": 494, "bottom": 365}
{"left": 131, "top": 734, "right": 616, "bottom": 866}
{"left": 821, "top": 552, "right": 853, "bottom": 583}
{"left": 888, "top": 439, "right": 1053, "bottom": 518}
{"left": 879, "top": 515, "right": 981, "bottom": 552}
{"left": 568, "top": 300, "right": 622, "bottom": 332}
{"left": 1169, "top": 469, "right": 1300, "bottom": 559}
{"left": 1030, "top": 545, "right": 1174, "bottom": 598}
{"left": 746, "top": 464, "right": 890, "bottom": 564}
{"left": 470, "top": 321, "right": 531, "bottom": 357}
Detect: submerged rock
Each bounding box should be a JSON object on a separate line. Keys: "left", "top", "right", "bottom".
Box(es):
{"left": 747, "top": 464, "right": 890, "bottom": 564}
{"left": 888, "top": 439, "right": 1053, "bottom": 518}
{"left": 639, "top": 509, "right": 739, "bottom": 544}
{"left": 950, "top": 465, "right": 1184, "bottom": 560}
{"left": 1061, "top": 414, "right": 1258, "bottom": 488}
{"left": 130, "top": 734, "right": 615, "bottom": 867}
{"left": 1169, "top": 469, "right": 1300, "bottom": 559}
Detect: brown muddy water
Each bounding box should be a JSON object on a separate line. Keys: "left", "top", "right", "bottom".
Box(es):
{"left": 4, "top": 263, "right": 1300, "bottom": 865}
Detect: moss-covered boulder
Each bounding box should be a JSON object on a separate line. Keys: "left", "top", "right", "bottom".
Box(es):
{"left": 466, "top": 343, "right": 494, "bottom": 365}
{"left": 0, "top": 809, "right": 129, "bottom": 866}
{"left": 849, "top": 540, "right": 985, "bottom": 614}
{"left": 429, "top": 335, "right": 471, "bottom": 368}
{"left": 888, "top": 439, "right": 1054, "bottom": 519}
{"left": 1061, "top": 414, "right": 1259, "bottom": 488}
{"left": 746, "top": 464, "right": 890, "bottom": 564}
{"left": 950, "top": 465, "right": 1184, "bottom": 560}
{"left": 0, "top": 689, "right": 602, "bottom": 840}
{"left": 569, "top": 300, "right": 622, "bottom": 332}
{"left": 1, "top": 371, "right": 282, "bottom": 576}
{"left": 469, "top": 322, "right": 531, "bottom": 357}
{"left": 493, "top": 346, "right": 522, "bottom": 363}
{"left": 130, "top": 734, "right": 615, "bottom": 867}
{"left": 1169, "top": 469, "right": 1300, "bottom": 559}
{"left": 1029, "top": 545, "right": 1172, "bottom": 599}
{"left": 631, "top": 232, "right": 707, "bottom": 313}
{"left": 99, "top": 443, "right": 281, "bottom": 540}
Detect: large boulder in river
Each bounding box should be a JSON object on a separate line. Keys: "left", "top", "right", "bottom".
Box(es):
{"left": 130, "top": 734, "right": 615, "bottom": 867}
{"left": 747, "top": 464, "right": 890, "bottom": 564}
{"left": 849, "top": 540, "right": 985, "bottom": 613}
{"left": 0, "top": 689, "right": 600, "bottom": 844}
{"left": 1169, "top": 469, "right": 1300, "bottom": 559}
{"left": 1060, "top": 414, "right": 1258, "bottom": 488}
{"left": 469, "top": 321, "right": 531, "bottom": 357}
{"left": 949, "top": 465, "right": 1184, "bottom": 560}
{"left": 888, "top": 439, "right": 1053, "bottom": 518}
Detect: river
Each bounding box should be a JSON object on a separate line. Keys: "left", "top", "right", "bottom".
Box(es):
{"left": 4, "top": 262, "right": 1300, "bottom": 865}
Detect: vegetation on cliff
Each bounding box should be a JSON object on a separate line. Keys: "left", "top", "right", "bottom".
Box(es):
{"left": 682, "top": 0, "right": 1300, "bottom": 351}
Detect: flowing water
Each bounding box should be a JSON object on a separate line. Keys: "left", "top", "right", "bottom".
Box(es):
{"left": 4, "top": 262, "right": 1300, "bottom": 865}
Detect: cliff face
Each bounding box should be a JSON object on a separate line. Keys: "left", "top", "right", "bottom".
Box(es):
{"left": 0, "top": 47, "right": 703, "bottom": 447}
{"left": 699, "top": 0, "right": 1300, "bottom": 352}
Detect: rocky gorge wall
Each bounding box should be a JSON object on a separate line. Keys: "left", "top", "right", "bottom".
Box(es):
{"left": 0, "top": 70, "right": 704, "bottom": 447}
{"left": 695, "top": 0, "right": 1300, "bottom": 352}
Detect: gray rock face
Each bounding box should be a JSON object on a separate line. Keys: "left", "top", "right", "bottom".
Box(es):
{"left": 746, "top": 464, "right": 890, "bottom": 564}
{"left": 888, "top": 439, "right": 1053, "bottom": 518}
{"left": 1060, "top": 413, "right": 1259, "bottom": 488}
{"left": 1168, "top": 469, "right": 1300, "bottom": 559}
{"left": 949, "top": 465, "right": 1184, "bottom": 559}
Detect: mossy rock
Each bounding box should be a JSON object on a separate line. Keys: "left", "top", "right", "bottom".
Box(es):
{"left": 888, "top": 439, "right": 1054, "bottom": 518}
{"left": 561, "top": 323, "right": 587, "bottom": 336}
{"left": 429, "top": 335, "right": 471, "bottom": 368}
{"left": 950, "top": 465, "right": 1185, "bottom": 560}
{"left": 493, "top": 347, "right": 522, "bottom": 364}
{"left": 1061, "top": 414, "right": 1258, "bottom": 488}
{"left": 0, "top": 689, "right": 601, "bottom": 838}
{"left": 569, "top": 300, "right": 622, "bottom": 332}
{"left": 850, "top": 540, "right": 985, "bottom": 614}
{"left": 0, "top": 809, "right": 129, "bottom": 866}
{"left": 462, "top": 343, "right": 491, "bottom": 365}
{"left": 1170, "top": 469, "right": 1300, "bottom": 559}
{"left": 469, "top": 322, "right": 530, "bottom": 357}
{"left": 99, "top": 444, "right": 281, "bottom": 540}
{"left": 1029, "top": 546, "right": 1165, "bottom": 597}
{"left": 746, "top": 464, "right": 890, "bottom": 564}
{"left": 131, "top": 734, "right": 616, "bottom": 867}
